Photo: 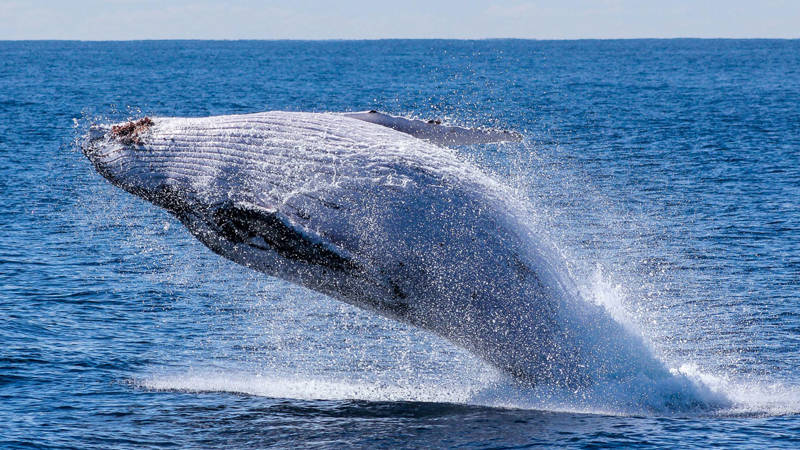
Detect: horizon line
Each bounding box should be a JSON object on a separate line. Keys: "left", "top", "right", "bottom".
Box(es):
{"left": 2, "top": 37, "right": 799, "bottom": 42}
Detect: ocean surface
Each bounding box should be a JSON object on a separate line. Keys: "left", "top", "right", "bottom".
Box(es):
{"left": 1, "top": 39, "right": 799, "bottom": 448}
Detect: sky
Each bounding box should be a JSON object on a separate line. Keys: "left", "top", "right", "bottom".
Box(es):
{"left": 2, "top": 0, "right": 799, "bottom": 40}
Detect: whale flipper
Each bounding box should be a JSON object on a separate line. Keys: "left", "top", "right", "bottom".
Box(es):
{"left": 211, "top": 201, "right": 355, "bottom": 271}
{"left": 343, "top": 111, "right": 523, "bottom": 146}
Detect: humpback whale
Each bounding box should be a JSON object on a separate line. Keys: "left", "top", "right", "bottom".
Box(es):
{"left": 83, "top": 111, "right": 675, "bottom": 389}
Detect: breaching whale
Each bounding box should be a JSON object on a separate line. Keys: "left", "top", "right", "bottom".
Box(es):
{"left": 83, "top": 111, "right": 675, "bottom": 389}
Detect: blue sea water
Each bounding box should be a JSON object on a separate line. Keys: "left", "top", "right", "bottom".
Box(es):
{"left": 1, "top": 39, "right": 799, "bottom": 447}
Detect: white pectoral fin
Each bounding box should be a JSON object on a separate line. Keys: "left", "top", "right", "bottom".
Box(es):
{"left": 343, "top": 111, "right": 523, "bottom": 146}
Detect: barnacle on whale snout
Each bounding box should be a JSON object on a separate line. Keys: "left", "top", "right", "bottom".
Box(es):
{"left": 111, "top": 117, "right": 154, "bottom": 145}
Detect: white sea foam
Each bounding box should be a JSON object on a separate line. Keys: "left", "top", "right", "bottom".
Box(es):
{"left": 136, "top": 362, "right": 800, "bottom": 417}
{"left": 137, "top": 369, "right": 479, "bottom": 405}
{"left": 673, "top": 364, "right": 800, "bottom": 416}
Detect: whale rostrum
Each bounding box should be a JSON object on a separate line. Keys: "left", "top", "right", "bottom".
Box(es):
{"left": 83, "top": 110, "right": 670, "bottom": 388}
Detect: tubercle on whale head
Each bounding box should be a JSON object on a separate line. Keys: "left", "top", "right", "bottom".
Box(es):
{"left": 110, "top": 117, "right": 154, "bottom": 145}
{"left": 83, "top": 116, "right": 154, "bottom": 157}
